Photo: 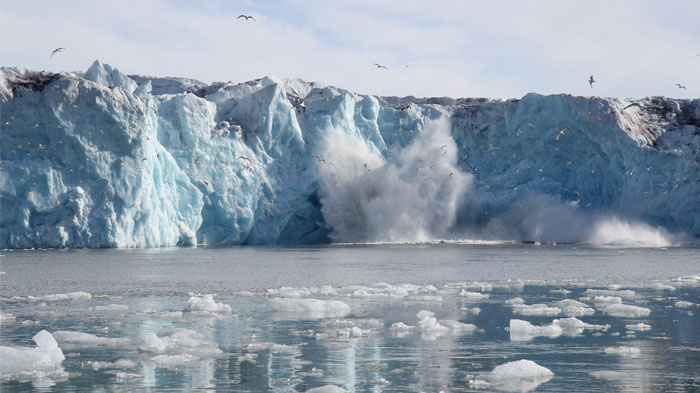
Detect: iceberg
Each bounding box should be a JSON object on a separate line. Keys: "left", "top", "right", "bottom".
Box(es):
{"left": 2, "top": 61, "right": 699, "bottom": 248}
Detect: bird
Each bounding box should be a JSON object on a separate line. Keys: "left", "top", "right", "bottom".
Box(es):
{"left": 50, "top": 48, "right": 65, "bottom": 58}
{"left": 588, "top": 76, "right": 595, "bottom": 88}
{"left": 555, "top": 128, "right": 569, "bottom": 141}
{"left": 312, "top": 155, "right": 326, "bottom": 163}
{"left": 675, "top": 83, "right": 686, "bottom": 89}
{"left": 372, "top": 63, "right": 388, "bottom": 69}
{"left": 237, "top": 14, "right": 256, "bottom": 21}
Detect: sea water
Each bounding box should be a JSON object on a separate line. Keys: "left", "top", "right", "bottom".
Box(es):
{"left": 0, "top": 244, "right": 698, "bottom": 392}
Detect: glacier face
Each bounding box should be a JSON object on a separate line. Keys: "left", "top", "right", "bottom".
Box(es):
{"left": 1, "top": 60, "right": 698, "bottom": 248}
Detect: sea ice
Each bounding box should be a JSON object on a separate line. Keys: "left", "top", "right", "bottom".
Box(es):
{"left": 511, "top": 303, "right": 561, "bottom": 316}
{"left": 487, "top": 359, "right": 554, "bottom": 392}
{"left": 184, "top": 294, "right": 232, "bottom": 314}
{"left": 0, "top": 330, "right": 65, "bottom": 379}
{"left": 584, "top": 289, "right": 635, "bottom": 299}
{"left": 19, "top": 292, "right": 92, "bottom": 302}
{"left": 52, "top": 331, "right": 130, "bottom": 347}
{"left": 457, "top": 290, "right": 490, "bottom": 300}
{"left": 625, "top": 323, "right": 651, "bottom": 331}
{"left": 602, "top": 304, "right": 651, "bottom": 317}
{"left": 304, "top": 386, "right": 349, "bottom": 393}
{"left": 605, "top": 346, "right": 641, "bottom": 358}
{"left": 95, "top": 304, "right": 129, "bottom": 311}
{"left": 269, "top": 298, "right": 351, "bottom": 319}
{"left": 674, "top": 300, "right": 695, "bottom": 308}
{"left": 509, "top": 319, "right": 563, "bottom": 341}
{"left": 137, "top": 328, "right": 222, "bottom": 360}
{"left": 550, "top": 299, "right": 595, "bottom": 317}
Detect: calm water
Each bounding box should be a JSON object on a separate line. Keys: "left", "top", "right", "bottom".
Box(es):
{"left": 1, "top": 244, "right": 699, "bottom": 392}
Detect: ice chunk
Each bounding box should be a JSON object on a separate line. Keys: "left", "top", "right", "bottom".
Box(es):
{"left": 0, "top": 330, "right": 65, "bottom": 378}
{"left": 487, "top": 359, "right": 554, "bottom": 392}
{"left": 0, "top": 312, "right": 15, "bottom": 324}
{"left": 552, "top": 317, "right": 609, "bottom": 336}
{"left": 584, "top": 289, "right": 635, "bottom": 299}
{"left": 592, "top": 296, "right": 623, "bottom": 309}
{"left": 505, "top": 297, "right": 524, "bottom": 305}
{"left": 550, "top": 299, "right": 595, "bottom": 317}
{"left": 674, "top": 300, "right": 695, "bottom": 308}
{"left": 416, "top": 310, "right": 435, "bottom": 319}
{"left": 23, "top": 292, "right": 92, "bottom": 302}
{"left": 605, "top": 346, "right": 641, "bottom": 358}
{"left": 625, "top": 323, "right": 651, "bottom": 331}
{"left": 95, "top": 304, "right": 129, "bottom": 311}
{"left": 457, "top": 290, "right": 490, "bottom": 300}
{"left": 52, "top": 331, "right": 130, "bottom": 347}
{"left": 509, "top": 319, "right": 562, "bottom": 341}
{"left": 87, "top": 359, "right": 138, "bottom": 370}
{"left": 269, "top": 298, "right": 351, "bottom": 319}
{"left": 304, "top": 386, "right": 349, "bottom": 393}
{"left": 650, "top": 283, "right": 676, "bottom": 291}
{"left": 602, "top": 304, "right": 651, "bottom": 317}
{"left": 184, "top": 294, "right": 232, "bottom": 314}
{"left": 512, "top": 303, "right": 561, "bottom": 316}
{"left": 137, "top": 328, "right": 222, "bottom": 360}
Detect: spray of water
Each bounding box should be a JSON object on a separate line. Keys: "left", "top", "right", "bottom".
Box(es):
{"left": 316, "top": 117, "right": 472, "bottom": 243}
{"left": 315, "top": 118, "right": 678, "bottom": 247}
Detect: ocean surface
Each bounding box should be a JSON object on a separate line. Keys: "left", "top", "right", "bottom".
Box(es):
{"left": 1, "top": 244, "right": 699, "bottom": 392}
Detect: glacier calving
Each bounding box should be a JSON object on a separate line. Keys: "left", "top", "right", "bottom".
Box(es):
{"left": 1, "top": 60, "right": 699, "bottom": 248}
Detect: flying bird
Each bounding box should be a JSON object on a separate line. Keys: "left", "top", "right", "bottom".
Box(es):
{"left": 675, "top": 83, "right": 686, "bottom": 89}
{"left": 237, "top": 14, "right": 256, "bottom": 21}
{"left": 372, "top": 63, "right": 388, "bottom": 69}
{"left": 50, "top": 48, "right": 65, "bottom": 58}
{"left": 588, "top": 76, "right": 595, "bottom": 88}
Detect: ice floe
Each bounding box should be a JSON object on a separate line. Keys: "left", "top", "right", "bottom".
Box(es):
{"left": 470, "top": 359, "right": 554, "bottom": 392}
{"left": 674, "top": 300, "right": 695, "bottom": 308}
{"left": 52, "top": 331, "right": 130, "bottom": 347}
{"left": 304, "top": 386, "right": 349, "bottom": 393}
{"left": 184, "top": 294, "right": 232, "bottom": 314}
{"left": 0, "top": 330, "right": 66, "bottom": 381}
{"left": 550, "top": 299, "right": 595, "bottom": 317}
{"left": 601, "top": 304, "right": 651, "bottom": 317}
{"left": 13, "top": 292, "right": 92, "bottom": 302}
{"left": 138, "top": 328, "right": 222, "bottom": 363}
{"left": 268, "top": 298, "right": 351, "bottom": 319}
{"left": 605, "top": 346, "right": 641, "bottom": 358}
{"left": 94, "top": 304, "right": 129, "bottom": 311}
{"left": 511, "top": 303, "right": 561, "bottom": 316}
{"left": 625, "top": 323, "right": 651, "bottom": 331}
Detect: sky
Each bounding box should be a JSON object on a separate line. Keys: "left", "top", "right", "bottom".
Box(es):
{"left": 1, "top": 0, "right": 699, "bottom": 99}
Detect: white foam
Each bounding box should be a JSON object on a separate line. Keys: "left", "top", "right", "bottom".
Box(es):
{"left": 487, "top": 359, "right": 554, "bottom": 392}
{"left": 52, "top": 331, "right": 130, "bottom": 347}
{"left": 602, "top": 304, "right": 651, "bottom": 317}
{"left": 269, "top": 298, "right": 351, "bottom": 319}
{"left": 184, "top": 294, "right": 232, "bottom": 314}
{"left": 605, "top": 346, "right": 641, "bottom": 358}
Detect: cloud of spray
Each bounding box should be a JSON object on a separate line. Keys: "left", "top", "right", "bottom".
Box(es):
{"left": 315, "top": 118, "right": 678, "bottom": 247}
{"left": 316, "top": 117, "right": 473, "bottom": 243}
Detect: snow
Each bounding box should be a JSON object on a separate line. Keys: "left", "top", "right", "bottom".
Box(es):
{"left": 2, "top": 61, "right": 699, "bottom": 248}
{"left": 52, "top": 331, "right": 130, "bottom": 347}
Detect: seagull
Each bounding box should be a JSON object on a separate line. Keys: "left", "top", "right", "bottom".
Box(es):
{"left": 675, "top": 83, "right": 686, "bottom": 89}
{"left": 312, "top": 155, "right": 326, "bottom": 163}
{"left": 50, "top": 47, "right": 65, "bottom": 58}
{"left": 237, "top": 14, "right": 256, "bottom": 21}
{"left": 588, "top": 75, "right": 595, "bottom": 88}
{"left": 372, "top": 63, "right": 388, "bottom": 69}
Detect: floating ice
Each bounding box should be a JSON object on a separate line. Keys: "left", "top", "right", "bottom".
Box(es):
{"left": 457, "top": 290, "right": 490, "bottom": 300}
{"left": 486, "top": 359, "right": 554, "bottom": 392}
{"left": 17, "top": 292, "right": 92, "bottom": 302}
{"left": 650, "top": 283, "right": 676, "bottom": 291}
{"left": 584, "top": 289, "right": 635, "bottom": 299}
{"left": 184, "top": 294, "right": 232, "bottom": 314}
{"left": 551, "top": 299, "right": 595, "bottom": 317}
{"left": 0, "top": 330, "right": 65, "bottom": 380}
{"left": 52, "top": 331, "right": 130, "bottom": 347}
{"left": 509, "top": 319, "right": 563, "bottom": 341}
{"left": 268, "top": 298, "right": 351, "bottom": 319}
{"left": 95, "top": 304, "right": 129, "bottom": 311}
{"left": 137, "top": 328, "right": 222, "bottom": 361}
{"left": 511, "top": 303, "right": 561, "bottom": 316}
{"left": 87, "top": 359, "right": 138, "bottom": 370}
{"left": 0, "top": 312, "right": 15, "bottom": 324}
{"left": 592, "top": 296, "right": 623, "bottom": 309}
{"left": 605, "top": 346, "right": 641, "bottom": 358}
{"left": 625, "top": 323, "right": 651, "bottom": 331}
{"left": 674, "top": 300, "right": 695, "bottom": 307}
{"left": 602, "top": 304, "right": 651, "bottom": 317}
{"left": 304, "top": 386, "right": 349, "bottom": 393}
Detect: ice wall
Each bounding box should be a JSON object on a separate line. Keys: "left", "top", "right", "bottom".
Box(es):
{"left": 1, "top": 61, "right": 698, "bottom": 248}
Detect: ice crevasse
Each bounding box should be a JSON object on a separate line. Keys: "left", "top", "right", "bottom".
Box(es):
{"left": 1, "top": 60, "right": 698, "bottom": 248}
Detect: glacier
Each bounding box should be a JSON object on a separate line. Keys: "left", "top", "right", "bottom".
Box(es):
{"left": 1, "top": 60, "right": 699, "bottom": 248}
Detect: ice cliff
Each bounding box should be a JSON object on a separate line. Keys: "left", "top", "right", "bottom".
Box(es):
{"left": 1, "top": 60, "right": 699, "bottom": 248}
